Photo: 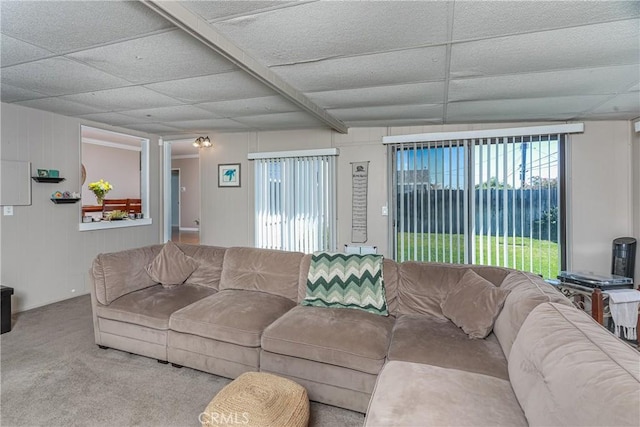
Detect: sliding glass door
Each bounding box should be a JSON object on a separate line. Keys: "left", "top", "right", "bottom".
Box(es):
{"left": 390, "top": 134, "right": 565, "bottom": 279}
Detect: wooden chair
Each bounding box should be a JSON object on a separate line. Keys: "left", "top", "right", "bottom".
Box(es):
{"left": 102, "top": 199, "right": 129, "bottom": 214}
{"left": 127, "top": 198, "right": 142, "bottom": 214}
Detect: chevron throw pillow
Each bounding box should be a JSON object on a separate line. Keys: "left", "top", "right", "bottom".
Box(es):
{"left": 302, "top": 252, "right": 389, "bottom": 316}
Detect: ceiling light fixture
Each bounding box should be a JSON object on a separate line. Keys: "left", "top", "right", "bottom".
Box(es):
{"left": 193, "top": 136, "right": 212, "bottom": 148}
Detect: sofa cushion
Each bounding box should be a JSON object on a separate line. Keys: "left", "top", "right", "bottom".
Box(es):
{"left": 177, "top": 244, "right": 226, "bottom": 289}
{"left": 261, "top": 305, "right": 394, "bottom": 374}
{"left": 95, "top": 284, "right": 216, "bottom": 330}
{"left": 219, "top": 247, "right": 303, "bottom": 301}
{"left": 145, "top": 241, "right": 199, "bottom": 288}
{"left": 170, "top": 289, "right": 296, "bottom": 347}
{"left": 92, "top": 244, "right": 163, "bottom": 305}
{"left": 509, "top": 302, "right": 640, "bottom": 427}
{"left": 493, "top": 271, "right": 571, "bottom": 357}
{"left": 364, "top": 361, "right": 527, "bottom": 427}
{"left": 388, "top": 314, "right": 508, "bottom": 380}
{"left": 441, "top": 269, "right": 510, "bottom": 338}
{"left": 301, "top": 252, "right": 388, "bottom": 316}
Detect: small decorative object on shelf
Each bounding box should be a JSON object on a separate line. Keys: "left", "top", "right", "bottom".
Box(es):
{"left": 88, "top": 179, "right": 113, "bottom": 205}
{"left": 50, "top": 191, "right": 81, "bottom": 204}
{"left": 48, "top": 169, "right": 59, "bottom": 178}
{"left": 104, "top": 210, "right": 128, "bottom": 221}
{"left": 37, "top": 169, "right": 49, "bottom": 177}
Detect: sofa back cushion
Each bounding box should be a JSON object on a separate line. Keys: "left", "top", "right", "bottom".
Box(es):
{"left": 493, "top": 271, "right": 570, "bottom": 357}
{"left": 177, "top": 243, "right": 226, "bottom": 289}
{"left": 296, "top": 255, "right": 400, "bottom": 314}
{"left": 92, "top": 244, "right": 163, "bottom": 305}
{"left": 509, "top": 302, "right": 640, "bottom": 426}
{"left": 219, "top": 247, "right": 303, "bottom": 301}
{"left": 396, "top": 262, "right": 510, "bottom": 318}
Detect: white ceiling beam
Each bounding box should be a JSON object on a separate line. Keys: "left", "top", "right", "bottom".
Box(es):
{"left": 140, "top": 0, "right": 348, "bottom": 134}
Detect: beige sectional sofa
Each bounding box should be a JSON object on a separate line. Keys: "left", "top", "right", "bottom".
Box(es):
{"left": 90, "top": 242, "right": 640, "bottom": 425}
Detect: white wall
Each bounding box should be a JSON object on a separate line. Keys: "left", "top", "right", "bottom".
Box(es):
{"left": 200, "top": 121, "right": 637, "bottom": 272}
{"left": 82, "top": 143, "right": 141, "bottom": 203}
{"left": 632, "top": 121, "right": 640, "bottom": 281}
{"left": 0, "top": 103, "right": 163, "bottom": 311}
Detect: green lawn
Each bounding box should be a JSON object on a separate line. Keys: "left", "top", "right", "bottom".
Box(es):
{"left": 396, "top": 232, "right": 560, "bottom": 279}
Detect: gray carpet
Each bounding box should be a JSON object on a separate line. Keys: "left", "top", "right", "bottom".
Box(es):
{"left": 1, "top": 295, "right": 364, "bottom": 427}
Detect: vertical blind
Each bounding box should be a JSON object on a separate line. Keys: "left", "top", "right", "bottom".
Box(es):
{"left": 254, "top": 154, "right": 337, "bottom": 253}
{"left": 390, "top": 133, "right": 565, "bottom": 279}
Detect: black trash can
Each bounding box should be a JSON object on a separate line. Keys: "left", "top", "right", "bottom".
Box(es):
{"left": 1, "top": 285, "right": 14, "bottom": 334}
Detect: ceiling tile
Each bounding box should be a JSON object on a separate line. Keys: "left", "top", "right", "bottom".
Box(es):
{"left": 450, "top": 20, "right": 640, "bottom": 78}
{"left": 2, "top": 57, "right": 131, "bottom": 96}
{"left": 165, "top": 118, "right": 250, "bottom": 132}
{"left": 307, "top": 82, "right": 445, "bottom": 109}
{"left": 120, "top": 123, "right": 184, "bottom": 135}
{"left": 587, "top": 93, "right": 640, "bottom": 115}
{"left": 76, "top": 112, "right": 152, "bottom": 127}
{"left": 212, "top": 2, "right": 450, "bottom": 66}
{"left": 446, "top": 96, "right": 608, "bottom": 122}
{"left": 68, "top": 30, "right": 238, "bottom": 85}
{"left": 233, "top": 112, "right": 324, "bottom": 128}
{"left": 0, "top": 35, "right": 53, "bottom": 67}
{"left": 183, "top": 1, "right": 291, "bottom": 21}
{"left": 16, "top": 97, "right": 103, "bottom": 116}
{"left": 145, "top": 71, "right": 275, "bottom": 103}
{"left": 117, "top": 105, "right": 222, "bottom": 122}
{"left": 449, "top": 65, "right": 640, "bottom": 102}
{"left": 453, "top": 1, "right": 640, "bottom": 41}
{"left": 63, "top": 86, "right": 183, "bottom": 111}
{"left": 0, "top": 83, "right": 46, "bottom": 103}
{"left": 272, "top": 47, "right": 447, "bottom": 92}
{"left": 0, "top": 1, "right": 173, "bottom": 53}
{"left": 195, "top": 95, "right": 299, "bottom": 117}
{"left": 329, "top": 104, "right": 443, "bottom": 122}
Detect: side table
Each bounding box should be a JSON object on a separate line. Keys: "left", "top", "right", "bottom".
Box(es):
{"left": 1, "top": 285, "right": 14, "bottom": 334}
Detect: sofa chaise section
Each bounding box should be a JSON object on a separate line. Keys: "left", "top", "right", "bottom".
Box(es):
{"left": 167, "top": 247, "right": 303, "bottom": 378}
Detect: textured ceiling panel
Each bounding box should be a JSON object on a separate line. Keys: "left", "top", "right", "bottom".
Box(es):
{"left": 0, "top": 83, "right": 46, "bottom": 103}
{"left": 453, "top": 1, "right": 640, "bottom": 41}
{"left": 0, "top": 35, "right": 53, "bottom": 67}
{"left": 119, "top": 105, "right": 221, "bottom": 122}
{"left": 195, "top": 95, "right": 298, "bottom": 117}
{"left": 449, "top": 65, "right": 640, "bottom": 102}
{"left": 183, "top": 1, "right": 291, "bottom": 21}
{"left": 329, "top": 104, "right": 443, "bottom": 122}
{"left": 450, "top": 20, "right": 640, "bottom": 78}
{"left": 63, "top": 86, "right": 183, "bottom": 112}
{"left": 446, "top": 96, "right": 609, "bottom": 122}
{"left": 0, "top": 1, "right": 173, "bottom": 53}
{"left": 16, "top": 97, "right": 103, "bottom": 116}
{"left": 212, "top": 2, "right": 450, "bottom": 66}
{"left": 68, "top": 30, "right": 238, "bottom": 85}
{"left": 75, "top": 112, "right": 152, "bottom": 127}
{"left": 233, "top": 112, "right": 324, "bottom": 128}
{"left": 120, "top": 123, "right": 185, "bottom": 134}
{"left": 272, "top": 47, "right": 447, "bottom": 92}
{"left": 1, "top": 57, "right": 131, "bottom": 96}
{"left": 164, "top": 118, "right": 250, "bottom": 132}
{"left": 145, "top": 71, "right": 275, "bottom": 103}
{"left": 307, "top": 82, "right": 445, "bottom": 109}
{"left": 587, "top": 93, "right": 640, "bottom": 115}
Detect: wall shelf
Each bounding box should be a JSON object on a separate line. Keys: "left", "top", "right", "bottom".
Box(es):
{"left": 32, "top": 177, "right": 66, "bottom": 183}
{"left": 50, "top": 198, "right": 80, "bottom": 204}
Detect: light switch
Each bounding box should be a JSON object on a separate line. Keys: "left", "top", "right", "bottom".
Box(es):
{"left": 381, "top": 205, "right": 388, "bottom": 216}
{"left": 3, "top": 206, "right": 14, "bottom": 216}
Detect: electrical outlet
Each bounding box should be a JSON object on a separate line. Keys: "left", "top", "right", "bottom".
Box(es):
{"left": 3, "top": 206, "right": 14, "bottom": 216}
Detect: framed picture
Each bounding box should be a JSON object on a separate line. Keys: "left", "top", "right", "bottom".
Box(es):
{"left": 218, "top": 163, "right": 241, "bottom": 187}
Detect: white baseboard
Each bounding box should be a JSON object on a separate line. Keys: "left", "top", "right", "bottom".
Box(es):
{"left": 179, "top": 227, "right": 199, "bottom": 232}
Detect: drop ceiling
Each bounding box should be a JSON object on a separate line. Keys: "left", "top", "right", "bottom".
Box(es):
{"left": 1, "top": 0, "right": 638, "bottom": 139}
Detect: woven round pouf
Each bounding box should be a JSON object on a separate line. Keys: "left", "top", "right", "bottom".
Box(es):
{"left": 201, "top": 372, "right": 309, "bottom": 427}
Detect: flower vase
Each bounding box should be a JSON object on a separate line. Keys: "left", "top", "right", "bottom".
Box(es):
{"left": 96, "top": 196, "right": 104, "bottom": 206}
